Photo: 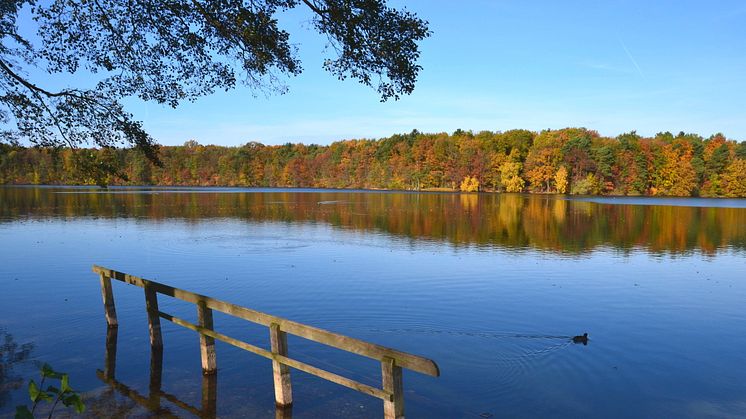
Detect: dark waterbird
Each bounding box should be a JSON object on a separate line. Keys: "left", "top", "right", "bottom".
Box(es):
{"left": 572, "top": 333, "right": 589, "bottom": 345}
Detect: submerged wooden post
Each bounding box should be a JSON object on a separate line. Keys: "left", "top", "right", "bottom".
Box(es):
{"left": 201, "top": 372, "right": 218, "bottom": 417}
{"left": 275, "top": 404, "right": 293, "bottom": 419}
{"left": 149, "top": 346, "right": 163, "bottom": 392}
{"left": 144, "top": 284, "right": 163, "bottom": 349}
{"left": 381, "top": 357, "right": 404, "bottom": 419}
{"left": 104, "top": 326, "right": 118, "bottom": 380}
{"left": 148, "top": 345, "right": 163, "bottom": 411}
{"left": 197, "top": 301, "right": 217, "bottom": 374}
{"left": 99, "top": 273, "right": 118, "bottom": 327}
{"left": 270, "top": 323, "right": 292, "bottom": 406}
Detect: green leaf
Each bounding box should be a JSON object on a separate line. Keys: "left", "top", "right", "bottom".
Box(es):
{"left": 28, "top": 380, "right": 40, "bottom": 401}
{"left": 62, "top": 394, "right": 85, "bottom": 413}
{"left": 73, "top": 395, "right": 85, "bottom": 414}
{"left": 60, "top": 374, "right": 71, "bottom": 393}
{"left": 15, "top": 405, "right": 34, "bottom": 419}
{"left": 41, "top": 363, "right": 53, "bottom": 377}
{"left": 41, "top": 363, "right": 62, "bottom": 379}
{"left": 29, "top": 379, "right": 52, "bottom": 402}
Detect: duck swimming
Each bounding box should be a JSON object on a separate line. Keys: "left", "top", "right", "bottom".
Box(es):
{"left": 572, "top": 333, "right": 589, "bottom": 345}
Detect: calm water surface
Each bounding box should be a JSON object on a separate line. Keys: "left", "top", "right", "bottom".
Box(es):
{"left": 1, "top": 186, "right": 745, "bottom": 418}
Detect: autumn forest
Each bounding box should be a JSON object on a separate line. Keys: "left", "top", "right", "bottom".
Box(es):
{"left": 2, "top": 127, "right": 746, "bottom": 197}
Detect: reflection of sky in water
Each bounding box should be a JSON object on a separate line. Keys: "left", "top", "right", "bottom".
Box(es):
{"left": 570, "top": 195, "right": 746, "bottom": 209}
{"left": 1, "top": 188, "right": 745, "bottom": 418}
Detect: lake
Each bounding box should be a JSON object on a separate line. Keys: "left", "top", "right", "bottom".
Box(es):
{"left": 1, "top": 186, "right": 745, "bottom": 418}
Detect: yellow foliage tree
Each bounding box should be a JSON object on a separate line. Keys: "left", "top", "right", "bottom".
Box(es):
{"left": 653, "top": 141, "right": 697, "bottom": 196}
{"left": 555, "top": 166, "right": 568, "bottom": 194}
{"left": 525, "top": 147, "right": 560, "bottom": 192}
{"left": 500, "top": 162, "right": 525, "bottom": 192}
{"left": 722, "top": 159, "right": 746, "bottom": 197}
{"left": 460, "top": 175, "right": 479, "bottom": 192}
{"left": 487, "top": 153, "right": 506, "bottom": 190}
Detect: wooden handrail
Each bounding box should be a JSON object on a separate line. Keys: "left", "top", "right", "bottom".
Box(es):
{"left": 93, "top": 265, "right": 439, "bottom": 419}
{"left": 159, "top": 311, "right": 393, "bottom": 401}
{"left": 92, "top": 265, "right": 439, "bottom": 377}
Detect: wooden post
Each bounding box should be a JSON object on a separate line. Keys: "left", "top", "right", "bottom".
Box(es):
{"left": 275, "top": 404, "right": 293, "bottom": 419}
{"left": 148, "top": 345, "right": 163, "bottom": 411}
{"left": 99, "top": 273, "right": 118, "bottom": 327}
{"left": 382, "top": 356, "right": 404, "bottom": 419}
{"left": 144, "top": 284, "right": 163, "bottom": 349}
{"left": 149, "top": 345, "right": 163, "bottom": 394}
{"left": 104, "top": 326, "right": 118, "bottom": 380}
{"left": 270, "top": 323, "right": 292, "bottom": 406}
{"left": 201, "top": 372, "right": 218, "bottom": 417}
{"left": 197, "top": 301, "right": 217, "bottom": 374}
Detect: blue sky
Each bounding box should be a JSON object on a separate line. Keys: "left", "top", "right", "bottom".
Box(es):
{"left": 22, "top": 1, "right": 746, "bottom": 145}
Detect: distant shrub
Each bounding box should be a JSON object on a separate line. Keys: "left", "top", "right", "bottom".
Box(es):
{"left": 460, "top": 176, "right": 479, "bottom": 192}
{"left": 571, "top": 173, "right": 602, "bottom": 195}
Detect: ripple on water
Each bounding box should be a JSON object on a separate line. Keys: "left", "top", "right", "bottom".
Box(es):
{"left": 145, "top": 234, "right": 314, "bottom": 259}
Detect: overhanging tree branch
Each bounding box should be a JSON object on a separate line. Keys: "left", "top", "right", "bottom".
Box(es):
{"left": 0, "top": 0, "right": 429, "bottom": 179}
{"left": 301, "top": 0, "right": 327, "bottom": 17}
{"left": 0, "top": 59, "right": 72, "bottom": 98}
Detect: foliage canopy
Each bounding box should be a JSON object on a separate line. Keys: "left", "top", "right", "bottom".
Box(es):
{"left": 3, "top": 128, "right": 746, "bottom": 197}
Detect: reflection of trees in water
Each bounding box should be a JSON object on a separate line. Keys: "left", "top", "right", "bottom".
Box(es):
{"left": 2, "top": 188, "right": 746, "bottom": 254}
{"left": 0, "top": 329, "right": 34, "bottom": 408}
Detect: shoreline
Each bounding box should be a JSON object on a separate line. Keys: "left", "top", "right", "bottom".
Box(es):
{"left": 2, "top": 183, "right": 745, "bottom": 201}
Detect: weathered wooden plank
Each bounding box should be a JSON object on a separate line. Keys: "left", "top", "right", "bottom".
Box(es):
{"left": 276, "top": 318, "right": 438, "bottom": 377}
{"left": 270, "top": 323, "right": 292, "bottom": 406}
{"left": 197, "top": 301, "right": 217, "bottom": 374}
{"left": 274, "top": 353, "right": 391, "bottom": 402}
{"left": 99, "top": 272, "right": 118, "bottom": 327}
{"left": 159, "top": 311, "right": 392, "bottom": 401}
{"left": 144, "top": 284, "right": 163, "bottom": 349}
{"left": 160, "top": 311, "right": 273, "bottom": 358}
{"left": 94, "top": 265, "right": 439, "bottom": 377}
{"left": 381, "top": 357, "right": 404, "bottom": 419}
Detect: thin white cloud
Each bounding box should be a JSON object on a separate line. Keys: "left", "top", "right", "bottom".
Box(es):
{"left": 618, "top": 37, "right": 645, "bottom": 79}
{"left": 582, "top": 61, "right": 637, "bottom": 75}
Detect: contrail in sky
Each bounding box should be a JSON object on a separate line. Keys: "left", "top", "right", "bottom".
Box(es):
{"left": 618, "top": 37, "right": 645, "bottom": 79}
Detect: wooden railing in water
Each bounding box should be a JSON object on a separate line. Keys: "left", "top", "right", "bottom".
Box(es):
{"left": 93, "top": 265, "right": 439, "bottom": 419}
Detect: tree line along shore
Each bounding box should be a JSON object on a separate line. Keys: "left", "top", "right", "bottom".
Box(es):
{"left": 1, "top": 128, "right": 745, "bottom": 197}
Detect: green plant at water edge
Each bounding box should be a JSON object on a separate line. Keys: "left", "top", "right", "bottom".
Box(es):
{"left": 14, "top": 364, "right": 84, "bottom": 419}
